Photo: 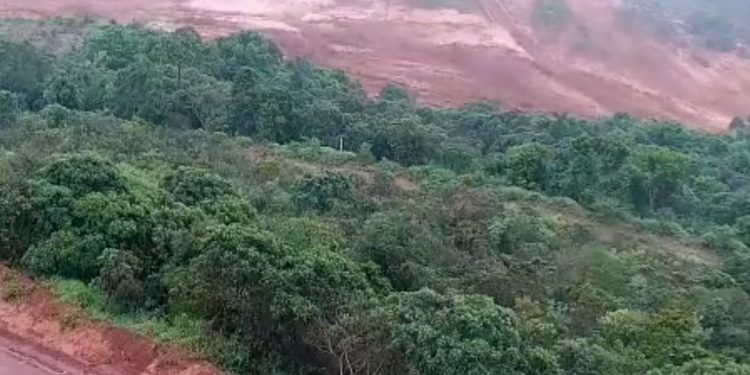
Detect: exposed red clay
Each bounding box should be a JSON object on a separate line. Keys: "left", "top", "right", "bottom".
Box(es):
{"left": 0, "top": 266, "right": 223, "bottom": 375}
{"left": 0, "top": 0, "right": 746, "bottom": 129}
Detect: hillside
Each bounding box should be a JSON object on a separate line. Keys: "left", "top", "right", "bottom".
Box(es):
{"left": 2, "top": 17, "right": 750, "bottom": 374}
{"left": 2, "top": 0, "right": 750, "bottom": 129}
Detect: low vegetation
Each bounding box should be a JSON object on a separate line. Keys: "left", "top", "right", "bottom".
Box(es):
{"left": 621, "top": 0, "right": 750, "bottom": 52}
{"left": 1, "top": 18, "right": 750, "bottom": 374}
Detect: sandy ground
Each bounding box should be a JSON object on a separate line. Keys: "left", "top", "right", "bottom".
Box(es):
{"left": 0, "top": 266, "right": 223, "bottom": 375}
{"left": 0, "top": 0, "right": 747, "bottom": 129}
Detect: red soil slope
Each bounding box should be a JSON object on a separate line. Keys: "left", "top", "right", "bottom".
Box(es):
{"left": 0, "top": 0, "right": 748, "bottom": 130}
{"left": 0, "top": 266, "right": 223, "bottom": 375}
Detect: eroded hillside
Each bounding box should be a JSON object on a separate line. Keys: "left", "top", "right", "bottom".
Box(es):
{"left": 2, "top": 0, "right": 750, "bottom": 129}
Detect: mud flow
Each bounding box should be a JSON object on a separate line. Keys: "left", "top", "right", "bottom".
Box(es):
{"left": 2, "top": 0, "right": 749, "bottom": 129}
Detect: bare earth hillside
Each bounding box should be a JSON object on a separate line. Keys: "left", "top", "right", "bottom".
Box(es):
{"left": 1, "top": 0, "right": 748, "bottom": 129}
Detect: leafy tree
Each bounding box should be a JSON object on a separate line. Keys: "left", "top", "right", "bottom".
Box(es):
{"left": 599, "top": 309, "right": 704, "bottom": 367}
{"left": 39, "top": 154, "right": 125, "bottom": 197}
{"left": 0, "top": 90, "right": 19, "bottom": 125}
{"left": 162, "top": 167, "right": 236, "bottom": 206}
{"left": 628, "top": 146, "right": 690, "bottom": 212}
{"left": 325, "top": 289, "right": 559, "bottom": 375}
{"left": 557, "top": 136, "right": 629, "bottom": 200}
{"left": 293, "top": 172, "right": 354, "bottom": 214}
{"left": 506, "top": 142, "right": 552, "bottom": 191}
{"left": 0, "top": 40, "right": 50, "bottom": 108}
{"left": 355, "top": 211, "right": 446, "bottom": 291}
{"left": 22, "top": 231, "right": 106, "bottom": 280}
{"left": 555, "top": 339, "right": 629, "bottom": 375}
{"left": 96, "top": 248, "right": 145, "bottom": 309}
{"left": 648, "top": 357, "right": 750, "bottom": 375}
{"left": 151, "top": 27, "right": 205, "bottom": 87}
{"left": 44, "top": 57, "right": 112, "bottom": 111}
{"left": 111, "top": 59, "right": 176, "bottom": 124}
{"left": 86, "top": 25, "right": 158, "bottom": 70}
{"left": 228, "top": 66, "right": 262, "bottom": 135}
{"left": 212, "top": 31, "right": 283, "bottom": 80}
{"left": 171, "top": 68, "right": 230, "bottom": 130}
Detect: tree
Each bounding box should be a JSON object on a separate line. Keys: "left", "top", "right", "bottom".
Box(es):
{"left": 555, "top": 339, "right": 628, "bottom": 375}
{"left": 39, "top": 154, "right": 125, "bottom": 197}
{"left": 228, "top": 66, "right": 262, "bottom": 135}
{"left": 599, "top": 309, "right": 704, "bottom": 367}
{"left": 22, "top": 231, "right": 106, "bottom": 280}
{"left": 96, "top": 248, "right": 145, "bottom": 309}
{"left": 319, "top": 289, "right": 558, "bottom": 375}
{"left": 557, "top": 136, "right": 629, "bottom": 200}
{"left": 161, "top": 166, "right": 236, "bottom": 206}
{"left": 151, "top": 27, "right": 204, "bottom": 88}
{"left": 44, "top": 57, "right": 111, "bottom": 111}
{"left": 293, "top": 172, "right": 355, "bottom": 214}
{"left": 0, "top": 90, "right": 19, "bottom": 125}
{"left": 648, "top": 357, "right": 750, "bottom": 375}
{"left": 164, "top": 224, "right": 374, "bottom": 350}
{"left": 86, "top": 25, "right": 158, "bottom": 70}
{"left": 506, "top": 142, "right": 552, "bottom": 191}
{"left": 212, "top": 31, "right": 283, "bottom": 80}
{"left": 629, "top": 146, "right": 690, "bottom": 212}
{"left": 0, "top": 40, "right": 50, "bottom": 109}
{"left": 734, "top": 215, "right": 750, "bottom": 247}
{"left": 355, "top": 211, "right": 445, "bottom": 291}
{"left": 171, "top": 69, "right": 230, "bottom": 131}
{"left": 111, "top": 59, "right": 176, "bottom": 124}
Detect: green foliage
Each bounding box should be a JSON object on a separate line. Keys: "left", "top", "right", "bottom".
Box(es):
{"left": 506, "top": 142, "right": 552, "bottom": 191}
{"left": 0, "top": 40, "right": 50, "bottom": 108}
{"left": 23, "top": 231, "right": 106, "bottom": 280}
{"left": 293, "top": 172, "right": 354, "bottom": 214}
{"left": 162, "top": 166, "right": 236, "bottom": 205}
{"left": 44, "top": 57, "right": 112, "bottom": 111}
{"left": 96, "top": 248, "right": 145, "bottom": 309}
{"left": 628, "top": 146, "right": 690, "bottom": 212}
{"left": 0, "top": 90, "right": 19, "bottom": 125}
{"left": 321, "top": 289, "right": 553, "bottom": 375}
{"left": 39, "top": 154, "right": 125, "bottom": 197}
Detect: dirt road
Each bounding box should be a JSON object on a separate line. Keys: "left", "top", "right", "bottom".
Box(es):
{"left": 0, "top": 0, "right": 748, "bottom": 130}
{"left": 0, "top": 267, "right": 223, "bottom": 375}
{"left": 0, "top": 351, "right": 55, "bottom": 375}
{"left": 0, "top": 329, "right": 92, "bottom": 375}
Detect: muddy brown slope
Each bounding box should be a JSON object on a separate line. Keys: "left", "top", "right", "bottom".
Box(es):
{"left": 1, "top": 0, "right": 748, "bottom": 130}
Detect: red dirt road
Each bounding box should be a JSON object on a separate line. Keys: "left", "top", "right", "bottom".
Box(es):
{"left": 0, "top": 0, "right": 748, "bottom": 130}
{"left": 0, "top": 350, "right": 55, "bottom": 375}
{"left": 0, "top": 267, "right": 223, "bottom": 375}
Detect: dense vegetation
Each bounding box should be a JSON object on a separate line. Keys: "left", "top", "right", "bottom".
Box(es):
{"left": 2, "top": 18, "right": 750, "bottom": 374}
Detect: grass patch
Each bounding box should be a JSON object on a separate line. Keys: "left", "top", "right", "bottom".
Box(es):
{"left": 45, "top": 277, "right": 247, "bottom": 372}
{"left": 1, "top": 273, "right": 33, "bottom": 303}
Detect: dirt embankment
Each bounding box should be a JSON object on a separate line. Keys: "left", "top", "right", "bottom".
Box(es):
{"left": 0, "top": 0, "right": 748, "bottom": 130}
{"left": 0, "top": 266, "right": 223, "bottom": 375}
